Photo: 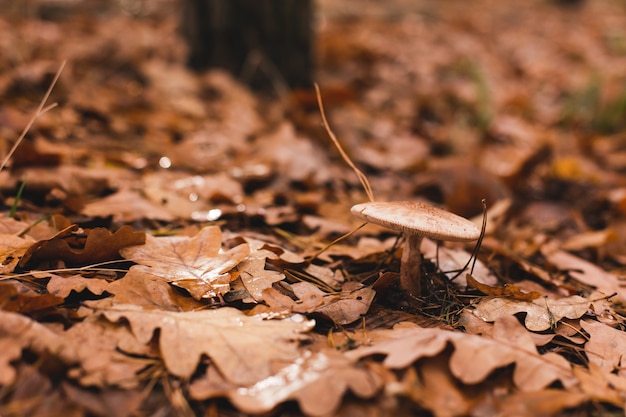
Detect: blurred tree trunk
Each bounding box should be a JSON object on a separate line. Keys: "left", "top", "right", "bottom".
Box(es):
{"left": 181, "top": 0, "right": 314, "bottom": 90}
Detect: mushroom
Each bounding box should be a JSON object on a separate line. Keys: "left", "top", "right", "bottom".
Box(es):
{"left": 351, "top": 201, "right": 481, "bottom": 298}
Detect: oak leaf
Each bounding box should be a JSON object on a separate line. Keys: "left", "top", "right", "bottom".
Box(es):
{"left": 0, "top": 280, "right": 63, "bottom": 313}
{"left": 82, "top": 189, "right": 175, "bottom": 222}
{"left": 46, "top": 273, "right": 110, "bottom": 298}
{"left": 0, "top": 310, "right": 76, "bottom": 386}
{"left": 347, "top": 315, "right": 577, "bottom": 391}
{"left": 471, "top": 295, "right": 591, "bottom": 331}
{"left": 580, "top": 320, "right": 626, "bottom": 378}
{"left": 100, "top": 305, "right": 314, "bottom": 385}
{"left": 238, "top": 257, "right": 285, "bottom": 302}
{"left": 249, "top": 282, "right": 375, "bottom": 325}
{"left": 63, "top": 315, "right": 154, "bottom": 388}
{"left": 189, "top": 349, "right": 383, "bottom": 417}
{"left": 19, "top": 225, "right": 145, "bottom": 268}
{"left": 84, "top": 267, "right": 205, "bottom": 311}
{"left": 120, "top": 226, "right": 249, "bottom": 299}
{"left": 0, "top": 233, "right": 34, "bottom": 273}
{"left": 542, "top": 247, "right": 626, "bottom": 302}
{"left": 291, "top": 281, "right": 375, "bottom": 325}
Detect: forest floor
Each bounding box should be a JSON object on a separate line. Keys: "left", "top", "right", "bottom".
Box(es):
{"left": 1, "top": 0, "right": 626, "bottom": 416}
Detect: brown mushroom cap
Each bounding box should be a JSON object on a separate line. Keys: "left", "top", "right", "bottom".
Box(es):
{"left": 351, "top": 201, "right": 481, "bottom": 241}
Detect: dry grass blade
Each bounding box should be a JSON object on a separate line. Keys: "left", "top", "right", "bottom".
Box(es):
{"left": 315, "top": 83, "right": 375, "bottom": 202}
{"left": 0, "top": 60, "right": 67, "bottom": 172}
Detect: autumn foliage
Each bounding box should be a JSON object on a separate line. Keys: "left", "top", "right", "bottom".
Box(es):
{"left": 1, "top": 1, "right": 626, "bottom": 416}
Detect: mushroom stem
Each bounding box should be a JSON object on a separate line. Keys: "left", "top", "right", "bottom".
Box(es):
{"left": 400, "top": 234, "right": 423, "bottom": 298}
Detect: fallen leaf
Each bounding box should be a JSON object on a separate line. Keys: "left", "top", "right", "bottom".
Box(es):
{"left": 580, "top": 319, "right": 626, "bottom": 378}
{"left": 402, "top": 355, "right": 481, "bottom": 417}
{"left": 85, "top": 267, "right": 205, "bottom": 311}
{"left": 542, "top": 247, "right": 626, "bottom": 302}
{"left": 0, "top": 310, "right": 76, "bottom": 386}
{"left": 490, "top": 389, "right": 589, "bottom": 417}
{"left": 62, "top": 383, "right": 145, "bottom": 417}
{"left": 189, "top": 349, "right": 383, "bottom": 417}
{"left": 466, "top": 273, "right": 541, "bottom": 301}
{"left": 63, "top": 315, "right": 154, "bottom": 388}
{"left": 0, "top": 280, "right": 64, "bottom": 313}
{"left": 347, "top": 315, "right": 577, "bottom": 391}
{"left": 82, "top": 189, "right": 175, "bottom": 222}
{"left": 573, "top": 362, "right": 625, "bottom": 408}
{"left": 101, "top": 305, "right": 314, "bottom": 385}
{"left": 120, "top": 226, "right": 249, "bottom": 299}
{"left": 19, "top": 225, "right": 146, "bottom": 268}
{"left": 472, "top": 294, "right": 592, "bottom": 331}
{"left": 46, "top": 274, "right": 110, "bottom": 298}
{"left": 0, "top": 233, "right": 34, "bottom": 274}
{"left": 291, "top": 281, "right": 376, "bottom": 325}
{"left": 237, "top": 257, "right": 285, "bottom": 303}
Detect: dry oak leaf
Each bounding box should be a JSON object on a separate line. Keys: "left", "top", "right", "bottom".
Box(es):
{"left": 346, "top": 315, "right": 577, "bottom": 392}
{"left": 291, "top": 281, "right": 376, "bottom": 325}
{"left": 471, "top": 294, "right": 592, "bottom": 331}
{"left": 249, "top": 282, "right": 375, "bottom": 325}
{"left": 120, "top": 226, "right": 249, "bottom": 299}
{"left": 19, "top": 225, "right": 146, "bottom": 268}
{"left": 0, "top": 233, "right": 34, "bottom": 274}
{"left": 401, "top": 354, "right": 482, "bottom": 417}
{"left": 580, "top": 320, "right": 626, "bottom": 378}
{"left": 84, "top": 267, "right": 205, "bottom": 312}
{"left": 0, "top": 280, "right": 64, "bottom": 313}
{"left": 63, "top": 315, "right": 155, "bottom": 389}
{"left": 237, "top": 256, "right": 285, "bottom": 303}
{"left": 189, "top": 349, "right": 384, "bottom": 417}
{"left": 100, "top": 305, "right": 314, "bottom": 385}
{"left": 46, "top": 273, "right": 110, "bottom": 298}
{"left": 542, "top": 247, "right": 626, "bottom": 302}
{"left": 0, "top": 310, "right": 76, "bottom": 386}
{"left": 82, "top": 188, "right": 175, "bottom": 222}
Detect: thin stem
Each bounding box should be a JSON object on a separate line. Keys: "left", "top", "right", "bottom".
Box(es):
{"left": 314, "top": 83, "right": 375, "bottom": 203}
{"left": 0, "top": 60, "right": 66, "bottom": 172}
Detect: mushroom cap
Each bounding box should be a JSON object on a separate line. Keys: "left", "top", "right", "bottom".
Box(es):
{"left": 351, "top": 201, "right": 481, "bottom": 241}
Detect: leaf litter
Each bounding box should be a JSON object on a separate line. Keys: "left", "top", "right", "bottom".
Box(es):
{"left": 2, "top": 0, "right": 626, "bottom": 416}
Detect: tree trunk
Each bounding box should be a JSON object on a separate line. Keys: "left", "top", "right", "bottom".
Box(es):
{"left": 181, "top": 0, "right": 314, "bottom": 90}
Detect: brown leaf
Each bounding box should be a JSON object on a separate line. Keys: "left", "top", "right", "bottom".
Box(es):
{"left": 574, "top": 362, "right": 625, "bottom": 408}
{"left": 120, "top": 226, "right": 249, "bottom": 299}
{"left": 85, "top": 267, "right": 205, "bottom": 311}
{"left": 291, "top": 281, "right": 376, "bottom": 325}
{"left": 0, "top": 233, "right": 34, "bottom": 274}
{"left": 19, "top": 225, "right": 146, "bottom": 268}
{"left": 466, "top": 273, "right": 541, "bottom": 301}
{"left": 0, "top": 310, "right": 76, "bottom": 386}
{"left": 63, "top": 315, "right": 154, "bottom": 388}
{"left": 62, "top": 383, "right": 145, "bottom": 417}
{"left": 0, "top": 280, "right": 64, "bottom": 313}
{"left": 403, "top": 355, "right": 480, "bottom": 417}
{"left": 238, "top": 257, "right": 285, "bottom": 303}
{"left": 472, "top": 294, "right": 591, "bottom": 331}
{"left": 491, "top": 389, "right": 589, "bottom": 417}
{"left": 189, "top": 349, "right": 383, "bottom": 417}
{"left": 82, "top": 189, "right": 175, "bottom": 222}
{"left": 46, "top": 274, "right": 110, "bottom": 298}
{"left": 542, "top": 247, "right": 626, "bottom": 302}
{"left": 347, "top": 315, "right": 577, "bottom": 391}
{"left": 101, "top": 305, "right": 314, "bottom": 385}
{"left": 580, "top": 320, "right": 626, "bottom": 378}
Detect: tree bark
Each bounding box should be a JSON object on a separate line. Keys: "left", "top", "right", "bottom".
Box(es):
{"left": 181, "top": 0, "right": 314, "bottom": 90}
